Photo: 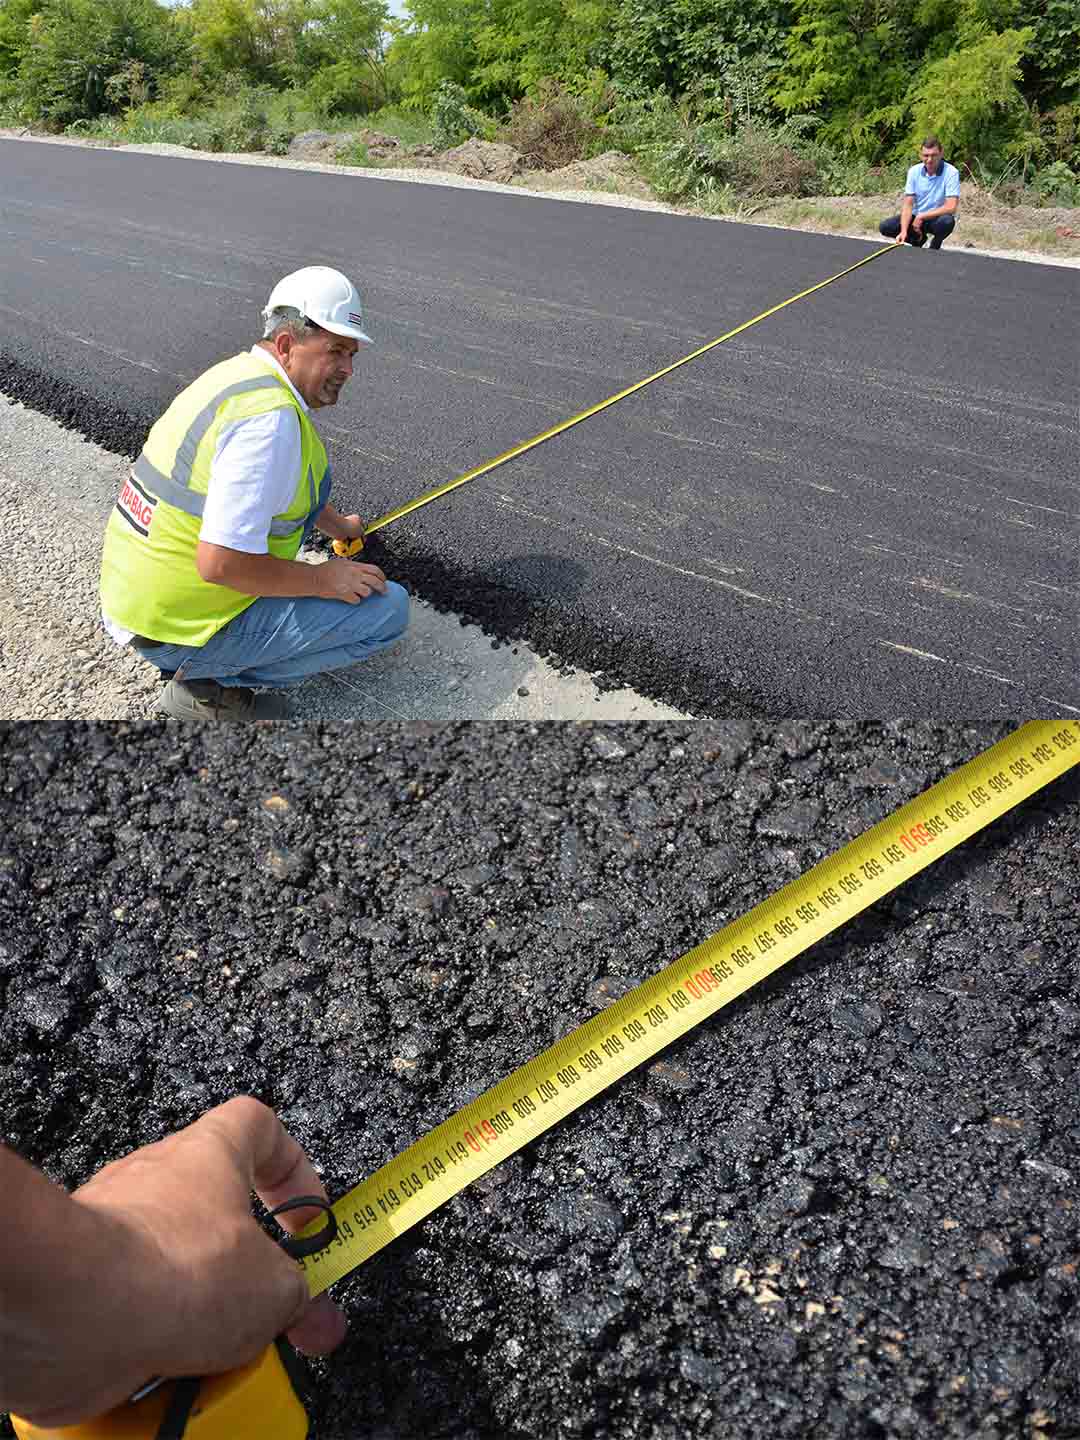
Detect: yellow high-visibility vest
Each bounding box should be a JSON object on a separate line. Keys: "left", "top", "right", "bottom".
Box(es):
{"left": 99, "top": 350, "right": 327, "bottom": 647}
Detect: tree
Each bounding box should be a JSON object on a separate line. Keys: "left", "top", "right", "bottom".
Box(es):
{"left": 607, "top": 0, "right": 791, "bottom": 103}
{"left": 388, "top": 0, "right": 613, "bottom": 111}
{"left": 0, "top": 0, "right": 38, "bottom": 80}
{"left": 1020, "top": 0, "right": 1079, "bottom": 107}
{"left": 772, "top": 0, "right": 920, "bottom": 156}
{"left": 387, "top": 0, "right": 484, "bottom": 109}
{"left": 179, "top": 0, "right": 274, "bottom": 86}
{"left": 471, "top": 0, "right": 612, "bottom": 103}
{"left": 15, "top": 0, "right": 185, "bottom": 125}
{"left": 295, "top": 0, "right": 390, "bottom": 109}
{"left": 907, "top": 25, "right": 1037, "bottom": 170}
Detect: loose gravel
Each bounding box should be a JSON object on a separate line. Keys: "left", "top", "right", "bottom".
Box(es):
{"left": 1, "top": 722, "right": 1077, "bottom": 1440}
{"left": 0, "top": 397, "right": 161, "bottom": 719}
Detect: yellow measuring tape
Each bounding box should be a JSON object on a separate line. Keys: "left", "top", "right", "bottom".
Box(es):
{"left": 334, "top": 242, "right": 900, "bottom": 552}
{"left": 14, "top": 719, "right": 1078, "bottom": 1440}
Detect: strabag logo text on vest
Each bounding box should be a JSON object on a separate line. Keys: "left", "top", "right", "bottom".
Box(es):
{"left": 115, "top": 473, "right": 158, "bottom": 537}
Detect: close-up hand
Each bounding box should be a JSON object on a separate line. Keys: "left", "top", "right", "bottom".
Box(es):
{"left": 319, "top": 556, "right": 389, "bottom": 603}
{"left": 9, "top": 1097, "right": 346, "bottom": 1428}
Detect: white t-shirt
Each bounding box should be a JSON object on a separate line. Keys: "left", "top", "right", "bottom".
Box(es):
{"left": 103, "top": 347, "right": 310, "bottom": 645}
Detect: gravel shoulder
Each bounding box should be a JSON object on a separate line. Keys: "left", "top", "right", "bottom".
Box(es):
{"left": 3, "top": 129, "right": 1077, "bottom": 270}
{"left": 0, "top": 395, "right": 687, "bottom": 720}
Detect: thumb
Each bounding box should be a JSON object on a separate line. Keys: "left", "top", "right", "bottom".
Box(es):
{"left": 258, "top": 1226, "right": 347, "bottom": 1356}
{"left": 253, "top": 1227, "right": 347, "bottom": 1357}
{"left": 286, "top": 1292, "right": 349, "bottom": 1356}
{"left": 208, "top": 1228, "right": 345, "bottom": 1373}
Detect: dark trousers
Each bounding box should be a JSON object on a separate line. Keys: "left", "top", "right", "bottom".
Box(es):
{"left": 879, "top": 213, "right": 955, "bottom": 249}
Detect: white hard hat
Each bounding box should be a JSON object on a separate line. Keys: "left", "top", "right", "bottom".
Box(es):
{"left": 263, "top": 266, "right": 372, "bottom": 343}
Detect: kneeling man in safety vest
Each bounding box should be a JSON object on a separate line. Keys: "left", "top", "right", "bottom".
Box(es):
{"left": 99, "top": 266, "right": 409, "bottom": 721}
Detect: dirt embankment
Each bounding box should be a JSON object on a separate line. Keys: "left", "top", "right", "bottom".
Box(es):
{"left": 290, "top": 129, "right": 655, "bottom": 200}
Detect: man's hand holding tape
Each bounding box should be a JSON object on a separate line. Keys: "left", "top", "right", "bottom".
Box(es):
{"left": 0, "top": 1098, "right": 347, "bottom": 1428}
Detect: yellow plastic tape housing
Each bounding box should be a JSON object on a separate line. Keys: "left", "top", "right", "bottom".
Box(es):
{"left": 10, "top": 1341, "right": 306, "bottom": 1440}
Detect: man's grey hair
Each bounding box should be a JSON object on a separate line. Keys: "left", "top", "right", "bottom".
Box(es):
{"left": 262, "top": 305, "right": 310, "bottom": 342}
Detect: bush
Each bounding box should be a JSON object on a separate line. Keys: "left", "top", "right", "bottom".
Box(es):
{"left": 0, "top": 76, "right": 24, "bottom": 123}
{"left": 264, "top": 120, "right": 294, "bottom": 155}
{"left": 430, "top": 79, "right": 487, "bottom": 149}
{"left": 500, "top": 79, "right": 601, "bottom": 169}
{"left": 1033, "top": 159, "right": 1080, "bottom": 205}
{"left": 303, "top": 60, "right": 382, "bottom": 119}
{"left": 154, "top": 67, "right": 215, "bottom": 117}
{"left": 612, "top": 91, "right": 832, "bottom": 205}
{"left": 1042, "top": 101, "right": 1079, "bottom": 169}
{"left": 223, "top": 83, "right": 272, "bottom": 149}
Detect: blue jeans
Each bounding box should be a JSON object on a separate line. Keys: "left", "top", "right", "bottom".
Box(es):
{"left": 140, "top": 583, "right": 410, "bottom": 689}
{"left": 879, "top": 213, "right": 955, "bottom": 249}
{"left": 137, "top": 479, "right": 410, "bottom": 689}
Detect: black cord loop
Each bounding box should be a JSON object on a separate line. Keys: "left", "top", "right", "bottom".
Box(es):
{"left": 269, "top": 1194, "right": 338, "bottom": 1259}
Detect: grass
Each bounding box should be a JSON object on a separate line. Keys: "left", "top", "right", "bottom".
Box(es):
{"left": 958, "top": 221, "right": 995, "bottom": 247}
{"left": 333, "top": 108, "right": 437, "bottom": 166}
{"left": 63, "top": 95, "right": 436, "bottom": 159}
{"left": 361, "top": 106, "right": 436, "bottom": 146}
{"left": 335, "top": 141, "right": 372, "bottom": 166}
{"left": 702, "top": 199, "right": 1077, "bottom": 259}
{"left": 759, "top": 198, "right": 880, "bottom": 233}
{"left": 1019, "top": 226, "right": 1073, "bottom": 253}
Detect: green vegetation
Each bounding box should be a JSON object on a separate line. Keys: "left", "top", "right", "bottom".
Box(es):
{"left": 0, "top": 0, "right": 1076, "bottom": 208}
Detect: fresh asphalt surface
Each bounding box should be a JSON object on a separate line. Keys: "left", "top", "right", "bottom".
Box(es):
{"left": 1, "top": 723, "right": 1078, "bottom": 1439}
{"left": 1, "top": 141, "right": 1078, "bottom": 716}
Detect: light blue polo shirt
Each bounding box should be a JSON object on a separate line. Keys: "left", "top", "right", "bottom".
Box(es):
{"left": 906, "top": 159, "right": 960, "bottom": 216}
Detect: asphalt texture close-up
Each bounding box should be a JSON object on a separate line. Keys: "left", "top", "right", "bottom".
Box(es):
{"left": 2, "top": 140, "right": 1078, "bottom": 717}
{"left": 1, "top": 721, "right": 1078, "bottom": 1439}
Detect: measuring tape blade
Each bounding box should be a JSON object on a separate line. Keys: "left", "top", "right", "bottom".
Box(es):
{"left": 297, "top": 719, "right": 1079, "bottom": 1297}
{"left": 362, "top": 243, "right": 898, "bottom": 537}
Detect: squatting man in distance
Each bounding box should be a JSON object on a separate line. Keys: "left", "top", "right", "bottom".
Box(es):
{"left": 99, "top": 266, "right": 410, "bottom": 722}
{"left": 879, "top": 136, "right": 960, "bottom": 250}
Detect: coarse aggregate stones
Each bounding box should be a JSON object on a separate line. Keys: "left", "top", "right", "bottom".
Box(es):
{"left": 1, "top": 721, "right": 1078, "bottom": 1439}
{"left": 0, "top": 398, "right": 160, "bottom": 719}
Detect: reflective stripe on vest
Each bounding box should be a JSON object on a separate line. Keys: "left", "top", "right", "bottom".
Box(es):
{"left": 133, "top": 453, "right": 317, "bottom": 536}
{"left": 172, "top": 375, "right": 282, "bottom": 492}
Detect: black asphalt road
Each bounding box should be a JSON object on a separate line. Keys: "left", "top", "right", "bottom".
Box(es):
{"left": 1, "top": 722, "right": 1078, "bottom": 1439}
{"left": 1, "top": 142, "right": 1077, "bottom": 716}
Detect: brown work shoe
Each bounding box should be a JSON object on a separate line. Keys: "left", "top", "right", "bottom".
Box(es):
{"left": 153, "top": 677, "right": 290, "bottom": 723}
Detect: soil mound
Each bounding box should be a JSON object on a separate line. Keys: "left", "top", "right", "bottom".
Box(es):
{"left": 436, "top": 138, "right": 524, "bottom": 184}
{"left": 287, "top": 129, "right": 354, "bottom": 160}
{"left": 538, "top": 150, "right": 652, "bottom": 199}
